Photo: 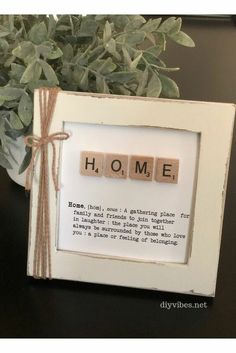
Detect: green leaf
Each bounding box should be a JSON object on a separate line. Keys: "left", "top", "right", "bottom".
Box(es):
{"left": 107, "top": 71, "right": 136, "bottom": 83}
{"left": 147, "top": 73, "right": 162, "bottom": 97}
{"left": 37, "top": 41, "right": 63, "bottom": 59}
{"left": 18, "top": 147, "right": 32, "bottom": 174}
{"left": 18, "top": 94, "right": 32, "bottom": 126}
{"left": 169, "top": 31, "right": 195, "bottom": 47}
{"left": 0, "top": 87, "right": 23, "bottom": 101}
{"left": 8, "top": 111, "right": 24, "bottom": 130}
{"left": 0, "top": 70, "right": 9, "bottom": 86}
{"left": 159, "top": 74, "right": 180, "bottom": 98}
{"left": 39, "top": 59, "right": 59, "bottom": 85}
{"left": 146, "top": 45, "right": 162, "bottom": 58}
{"left": 4, "top": 125, "right": 23, "bottom": 140}
{"left": 48, "top": 15, "right": 56, "bottom": 37}
{"left": 95, "top": 15, "right": 108, "bottom": 21}
{"left": 27, "top": 80, "right": 55, "bottom": 92}
{"left": 3, "top": 100, "right": 19, "bottom": 109}
{"left": 36, "top": 43, "right": 51, "bottom": 58}
{"left": 33, "top": 61, "right": 43, "bottom": 81}
{"left": 105, "top": 37, "right": 115, "bottom": 53}
{"left": 103, "top": 21, "right": 112, "bottom": 43}
{"left": 28, "top": 22, "right": 48, "bottom": 44}
{"left": 127, "top": 83, "right": 138, "bottom": 92}
{"left": 130, "top": 52, "right": 142, "bottom": 70}
{"left": 99, "top": 58, "right": 117, "bottom": 75}
{"left": 72, "top": 67, "right": 84, "bottom": 84}
{"left": 8, "top": 15, "right": 14, "bottom": 32}
{"left": 79, "top": 69, "right": 88, "bottom": 90}
{"left": 117, "top": 31, "right": 146, "bottom": 46}
{"left": 143, "top": 51, "right": 166, "bottom": 67}
{"left": 79, "top": 19, "right": 98, "bottom": 36}
{"left": 168, "top": 17, "right": 182, "bottom": 35}
{"left": 110, "top": 15, "right": 129, "bottom": 29}
{"left": 76, "top": 52, "right": 88, "bottom": 66}
{"left": 115, "top": 84, "right": 131, "bottom": 95}
{"left": 15, "top": 27, "right": 23, "bottom": 39}
{"left": 12, "top": 41, "right": 35, "bottom": 59}
{"left": 89, "top": 58, "right": 116, "bottom": 75}
{"left": 96, "top": 76, "right": 109, "bottom": 94}
{"left": 155, "top": 32, "right": 166, "bottom": 51}
{"left": 0, "top": 38, "right": 9, "bottom": 53}
{"left": 126, "top": 31, "right": 146, "bottom": 45}
{"left": 56, "top": 25, "right": 71, "bottom": 31}
{"left": 105, "top": 38, "right": 121, "bottom": 60}
{"left": 87, "top": 45, "right": 104, "bottom": 63}
{"left": 10, "top": 63, "right": 25, "bottom": 81}
{"left": 125, "top": 16, "right": 146, "bottom": 31}
{"left": 62, "top": 43, "right": 73, "bottom": 61}
{"left": 122, "top": 46, "right": 132, "bottom": 67}
{"left": 145, "top": 32, "right": 156, "bottom": 45}
{"left": 0, "top": 148, "right": 12, "bottom": 169}
{"left": 20, "top": 60, "right": 42, "bottom": 83}
{"left": 4, "top": 55, "right": 16, "bottom": 68}
{"left": 0, "top": 31, "right": 10, "bottom": 38}
{"left": 142, "top": 18, "right": 162, "bottom": 32}
{"left": 0, "top": 118, "right": 7, "bottom": 144}
{"left": 136, "top": 68, "right": 149, "bottom": 96}
{"left": 158, "top": 17, "right": 176, "bottom": 33}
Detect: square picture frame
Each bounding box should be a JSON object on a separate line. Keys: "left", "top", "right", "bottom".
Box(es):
{"left": 27, "top": 89, "right": 235, "bottom": 296}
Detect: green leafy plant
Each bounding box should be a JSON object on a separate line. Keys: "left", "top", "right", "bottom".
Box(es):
{"left": 0, "top": 15, "right": 195, "bottom": 173}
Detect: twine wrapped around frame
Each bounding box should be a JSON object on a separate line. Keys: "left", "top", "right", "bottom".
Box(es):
{"left": 25, "top": 87, "right": 69, "bottom": 279}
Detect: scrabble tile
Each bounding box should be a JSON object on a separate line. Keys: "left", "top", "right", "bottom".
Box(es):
{"left": 80, "top": 151, "right": 104, "bottom": 177}
{"left": 155, "top": 158, "right": 179, "bottom": 184}
{"left": 129, "top": 155, "right": 154, "bottom": 181}
{"left": 104, "top": 153, "right": 128, "bottom": 179}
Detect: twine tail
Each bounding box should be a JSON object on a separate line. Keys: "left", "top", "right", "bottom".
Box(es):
{"left": 25, "top": 87, "right": 69, "bottom": 279}
{"left": 33, "top": 144, "right": 51, "bottom": 279}
{"left": 30, "top": 88, "right": 60, "bottom": 279}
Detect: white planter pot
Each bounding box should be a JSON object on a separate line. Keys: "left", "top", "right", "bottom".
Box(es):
{"left": 7, "top": 136, "right": 27, "bottom": 187}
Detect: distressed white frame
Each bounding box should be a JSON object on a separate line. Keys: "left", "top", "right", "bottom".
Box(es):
{"left": 27, "top": 90, "right": 235, "bottom": 296}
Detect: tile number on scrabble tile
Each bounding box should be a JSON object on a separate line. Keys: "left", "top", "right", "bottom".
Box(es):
{"left": 104, "top": 153, "right": 128, "bottom": 179}
{"left": 155, "top": 158, "right": 179, "bottom": 184}
{"left": 129, "top": 155, "right": 154, "bottom": 181}
{"left": 80, "top": 151, "right": 103, "bottom": 177}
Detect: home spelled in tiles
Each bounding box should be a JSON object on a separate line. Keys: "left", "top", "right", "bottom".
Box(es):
{"left": 80, "top": 151, "right": 179, "bottom": 184}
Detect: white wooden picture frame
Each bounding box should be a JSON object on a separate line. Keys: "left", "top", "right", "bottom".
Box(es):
{"left": 27, "top": 90, "right": 235, "bottom": 296}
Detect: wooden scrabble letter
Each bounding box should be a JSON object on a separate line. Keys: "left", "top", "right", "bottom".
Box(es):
{"left": 104, "top": 153, "right": 128, "bottom": 179}
{"left": 129, "top": 155, "right": 154, "bottom": 181}
{"left": 80, "top": 151, "right": 104, "bottom": 177}
{"left": 155, "top": 158, "right": 179, "bottom": 184}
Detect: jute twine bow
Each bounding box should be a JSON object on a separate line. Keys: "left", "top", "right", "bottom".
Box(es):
{"left": 24, "top": 87, "right": 69, "bottom": 279}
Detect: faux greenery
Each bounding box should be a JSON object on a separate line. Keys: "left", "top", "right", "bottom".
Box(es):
{"left": 0, "top": 15, "right": 195, "bottom": 173}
